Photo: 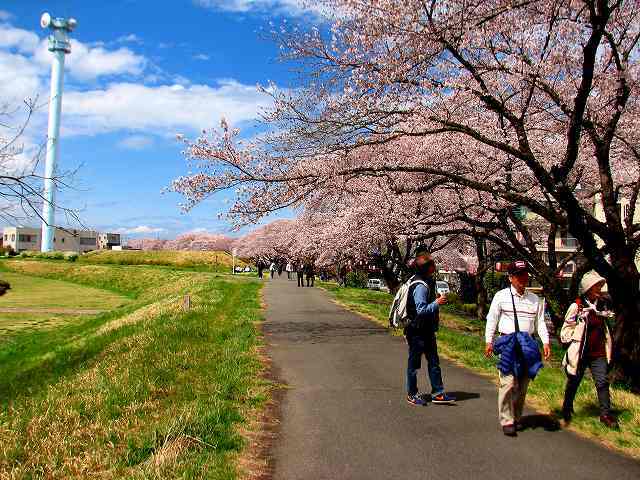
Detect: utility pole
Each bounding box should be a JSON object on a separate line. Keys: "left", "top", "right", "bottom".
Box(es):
{"left": 40, "top": 13, "right": 77, "bottom": 252}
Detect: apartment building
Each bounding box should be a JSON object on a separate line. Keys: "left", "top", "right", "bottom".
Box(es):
{"left": 2, "top": 227, "right": 118, "bottom": 253}
{"left": 97, "top": 232, "right": 121, "bottom": 250}
{"left": 515, "top": 194, "right": 640, "bottom": 281}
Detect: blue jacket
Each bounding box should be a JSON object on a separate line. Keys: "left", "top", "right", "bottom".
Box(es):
{"left": 405, "top": 276, "right": 439, "bottom": 337}
{"left": 493, "top": 332, "right": 543, "bottom": 379}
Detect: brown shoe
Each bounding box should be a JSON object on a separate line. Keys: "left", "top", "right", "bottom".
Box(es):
{"left": 600, "top": 415, "right": 619, "bottom": 429}
{"left": 502, "top": 424, "right": 517, "bottom": 436}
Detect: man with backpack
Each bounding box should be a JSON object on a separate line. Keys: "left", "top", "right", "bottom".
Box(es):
{"left": 402, "top": 249, "right": 455, "bottom": 406}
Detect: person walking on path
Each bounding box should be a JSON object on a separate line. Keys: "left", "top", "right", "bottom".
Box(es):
{"left": 405, "top": 249, "right": 456, "bottom": 406}
{"left": 485, "top": 260, "right": 551, "bottom": 436}
{"left": 257, "top": 260, "right": 264, "bottom": 279}
{"left": 305, "top": 262, "right": 315, "bottom": 287}
{"left": 269, "top": 261, "right": 277, "bottom": 280}
{"left": 296, "top": 262, "right": 305, "bottom": 287}
{"left": 286, "top": 262, "right": 293, "bottom": 280}
{"left": 560, "top": 271, "right": 617, "bottom": 428}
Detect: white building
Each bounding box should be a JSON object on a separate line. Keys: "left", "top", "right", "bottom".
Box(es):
{"left": 2, "top": 227, "right": 119, "bottom": 253}
{"left": 97, "top": 232, "right": 121, "bottom": 250}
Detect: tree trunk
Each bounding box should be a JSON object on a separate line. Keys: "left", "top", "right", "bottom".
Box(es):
{"left": 604, "top": 251, "right": 640, "bottom": 391}
{"left": 474, "top": 236, "right": 489, "bottom": 320}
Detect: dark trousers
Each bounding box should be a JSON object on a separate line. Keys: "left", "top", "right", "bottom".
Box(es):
{"left": 563, "top": 356, "right": 611, "bottom": 416}
{"left": 406, "top": 333, "right": 444, "bottom": 397}
{"left": 306, "top": 274, "right": 315, "bottom": 287}
{"left": 297, "top": 273, "right": 304, "bottom": 287}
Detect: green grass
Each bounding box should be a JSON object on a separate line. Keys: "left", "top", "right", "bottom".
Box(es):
{"left": 78, "top": 250, "right": 245, "bottom": 272}
{"left": 318, "top": 281, "right": 640, "bottom": 459}
{"left": 0, "top": 271, "right": 130, "bottom": 337}
{"left": 0, "top": 260, "right": 269, "bottom": 478}
{"left": 0, "top": 271, "right": 129, "bottom": 310}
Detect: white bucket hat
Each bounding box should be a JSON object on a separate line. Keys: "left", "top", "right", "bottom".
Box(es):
{"left": 579, "top": 271, "right": 606, "bottom": 295}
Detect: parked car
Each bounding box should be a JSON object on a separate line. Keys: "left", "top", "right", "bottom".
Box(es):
{"left": 367, "top": 278, "right": 389, "bottom": 292}
{"left": 436, "top": 281, "right": 450, "bottom": 296}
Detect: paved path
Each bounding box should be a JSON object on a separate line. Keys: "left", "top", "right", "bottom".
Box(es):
{"left": 263, "top": 277, "right": 640, "bottom": 479}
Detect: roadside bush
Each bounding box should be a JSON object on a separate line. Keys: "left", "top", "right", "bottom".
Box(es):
{"left": 484, "top": 270, "right": 507, "bottom": 302}
{"left": 18, "top": 250, "right": 74, "bottom": 261}
{"left": 0, "top": 246, "right": 14, "bottom": 257}
{"left": 461, "top": 303, "right": 477, "bottom": 316}
{"left": 345, "top": 270, "right": 368, "bottom": 288}
{"left": 64, "top": 252, "right": 78, "bottom": 262}
{"left": 446, "top": 292, "right": 461, "bottom": 306}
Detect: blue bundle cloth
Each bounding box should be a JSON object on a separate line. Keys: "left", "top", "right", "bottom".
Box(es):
{"left": 493, "top": 332, "right": 543, "bottom": 379}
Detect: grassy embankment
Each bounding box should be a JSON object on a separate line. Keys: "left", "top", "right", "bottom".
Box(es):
{"left": 0, "top": 272, "right": 129, "bottom": 336}
{"left": 318, "top": 281, "right": 640, "bottom": 459}
{"left": 79, "top": 250, "right": 247, "bottom": 272}
{"left": 0, "top": 259, "right": 269, "bottom": 478}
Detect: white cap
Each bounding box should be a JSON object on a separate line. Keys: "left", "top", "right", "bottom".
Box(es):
{"left": 580, "top": 271, "right": 606, "bottom": 295}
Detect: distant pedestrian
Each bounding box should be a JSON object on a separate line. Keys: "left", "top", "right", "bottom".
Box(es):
{"left": 278, "top": 263, "right": 284, "bottom": 277}
{"left": 404, "top": 249, "right": 455, "bottom": 407}
{"left": 339, "top": 265, "right": 347, "bottom": 287}
{"left": 560, "top": 271, "right": 617, "bottom": 428}
{"left": 270, "top": 261, "right": 276, "bottom": 280}
{"left": 286, "top": 262, "right": 293, "bottom": 280}
{"left": 257, "top": 260, "right": 264, "bottom": 279}
{"left": 485, "top": 260, "right": 550, "bottom": 436}
{"left": 305, "top": 263, "right": 315, "bottom": 287}
{"left": 296, "top": 262, "right": 305, "bottom": 287}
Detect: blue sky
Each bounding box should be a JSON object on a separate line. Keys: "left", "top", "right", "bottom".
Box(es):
{"left": 0, "top": 0, "right": 318, "bottom": 240}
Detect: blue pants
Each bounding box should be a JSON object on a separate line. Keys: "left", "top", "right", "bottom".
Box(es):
{"left": 563, "top": 356, "right": 611, "bottom": 416}
{"left": 406, "top": 334, "right": 444, "bottom": 397}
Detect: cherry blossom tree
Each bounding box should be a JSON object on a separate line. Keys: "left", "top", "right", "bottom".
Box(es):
{"left": 173, "top": 1, "right": 640, "bottom": 386}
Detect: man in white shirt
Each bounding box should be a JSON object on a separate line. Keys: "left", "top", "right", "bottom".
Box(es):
{"left": 485, "top": 260, "right": 551, "bottom": 436}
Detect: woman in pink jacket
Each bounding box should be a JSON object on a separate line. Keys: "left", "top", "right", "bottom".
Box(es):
{"left": 560, "top": 271, "right": 617, "bottom": 428}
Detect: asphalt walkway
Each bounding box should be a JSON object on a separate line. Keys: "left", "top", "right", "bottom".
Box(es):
{"left": 263, "top": 277, "right": 640, "bottom": 479}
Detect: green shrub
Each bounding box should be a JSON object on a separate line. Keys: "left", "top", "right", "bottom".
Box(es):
{"left": 461, "top": 303, "right": 477, "bottom": 316}
{"left": 64, "top": 252, "right": 78, "bottom": 262}
{"left": 484, "top": 270, "right": 507, "bottom": 302}
{"left": 446, "top": 292, "right": 461, "bottom": 306}
{"left": 345, "top": 271, "right": 368, "bottom": 288}
{"left": 19, "top": 250, "right": 72, "bottom": 261}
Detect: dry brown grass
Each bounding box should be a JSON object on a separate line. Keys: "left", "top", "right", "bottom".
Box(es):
{"left": 0, "top": 262, "right": 267, "bottom": 478}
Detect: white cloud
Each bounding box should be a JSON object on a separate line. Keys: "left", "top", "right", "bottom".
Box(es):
{"left": 0, "top": 24, "right": 40, "bottom": 53}
{"left": 0, "top": 10, "right": 13, "bottom": 21}
{"left": 117, "top": 135, "right": 154, "bottom": 150}
{"left": 61, "top": 79, "right": 272, "bottom": 136}
{"left": 0, "top": 21, "right": 272, "bottom": 142}
{"left": 0, "top": 50, "right": 44, "bottom": 102}
{"left": 193, "top": 53, "right": 210, "bottom": 61}
{"left": 117, "top": 34, "right": 142, "bottom": 44}
{"left": 194, "top": 0, "right": 326, "bottom": 16}
{"left": 115, "top": 225, "right": 167, "bottom": 234}
{"left": 0, "top": 23, "right": 146, "bottom": 83}
{"left": 33, "top": 39, "right": 146, "bottom": 81}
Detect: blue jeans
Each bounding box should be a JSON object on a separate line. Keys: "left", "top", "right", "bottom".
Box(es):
{"left": 406, "top": 333, "right": 444, "bottom": 397}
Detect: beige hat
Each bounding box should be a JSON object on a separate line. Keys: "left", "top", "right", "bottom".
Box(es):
{"left": 580, "top": 271, "right": 606, "bottom": 295}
